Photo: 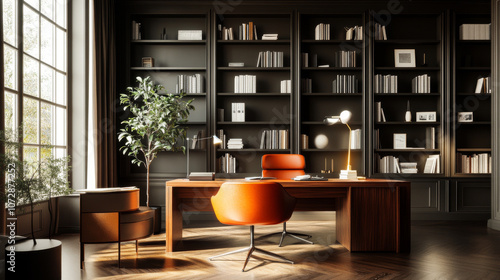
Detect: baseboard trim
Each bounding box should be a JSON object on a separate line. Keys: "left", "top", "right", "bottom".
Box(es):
{"left": 487, "top": 218, "right": 500, "bottom": 231}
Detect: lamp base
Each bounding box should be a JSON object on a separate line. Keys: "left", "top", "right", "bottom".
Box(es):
{"left": 339, "top": 170, "right": 357, "bottom": 180}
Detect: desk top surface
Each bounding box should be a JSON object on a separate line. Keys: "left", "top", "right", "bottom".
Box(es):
{"left": 166, "top": 178, "right": 410, "bottom": 188}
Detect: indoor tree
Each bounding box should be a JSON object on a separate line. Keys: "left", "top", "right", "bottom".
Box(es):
{"left": 119, "top": 76, "right": 194, "bottom": 207}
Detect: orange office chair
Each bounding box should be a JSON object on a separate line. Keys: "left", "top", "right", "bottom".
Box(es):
{"left": 210, "top": 181, "right": 295, "bottom": 272}
{"left": 262, "top": 154, "right": 313, "bottom": 246}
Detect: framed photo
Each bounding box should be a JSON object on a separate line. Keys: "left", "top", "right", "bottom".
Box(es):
{"left": 416, "top": 111, "right": 437, "bottom": 122}
{"left": 458, "top": 112, "right": 473, "bottom": 122}
{"left": 394, "top": 49, "right": 416, "bottom": 67}
{"left": 393, "top": 133, "right": 407, "bottom": 149}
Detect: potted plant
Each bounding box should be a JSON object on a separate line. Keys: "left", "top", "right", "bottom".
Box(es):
{"left": 118, "top": 76, "right": 194, "bottom": 231}
{"left": 0, "top": 128, "right": 72, "bottom": 279}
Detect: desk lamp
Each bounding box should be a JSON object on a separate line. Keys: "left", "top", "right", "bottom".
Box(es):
{"left": 186, "top": 135, "right": 222, "bottom": 179}
{"left": 323, "top": 110, "right": 357, "bottom": 179}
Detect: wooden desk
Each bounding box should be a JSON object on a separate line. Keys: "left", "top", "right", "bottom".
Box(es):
{"left": 165, "top": 179, "right": 410, "bottom": 253}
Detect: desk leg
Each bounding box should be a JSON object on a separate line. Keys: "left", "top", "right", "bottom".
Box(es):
{"left": 166, "top": 186, "right": 183, "bottom": 252}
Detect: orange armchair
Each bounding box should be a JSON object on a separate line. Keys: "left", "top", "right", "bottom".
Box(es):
{"left": 261, "top": 154, "right": 313, "bottom": 246}
{"left": 210, "top": 181, "right": 295, "bottom": 272}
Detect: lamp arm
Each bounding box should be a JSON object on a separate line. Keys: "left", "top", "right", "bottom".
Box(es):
{"left": 346, "top": 123, "right": 351, "bottom": 171}
{"left": 186, "top": 137, "right": 190, "bottom": 177}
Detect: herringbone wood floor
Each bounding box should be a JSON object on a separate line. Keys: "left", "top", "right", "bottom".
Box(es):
{"left": 60, "top": 220, "right": 500, "bottom": 279}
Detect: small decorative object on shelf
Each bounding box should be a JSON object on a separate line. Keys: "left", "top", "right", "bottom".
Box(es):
{"left": 394, "top": 49, "right": 416, "bottom": 67}
{"left": 301, "top": 134, "right": 309, "bottom": 149}
{"left": 405, "top": 100, "right": 412, "bottom": 122}
{"left": 458, "top": 112, "right": 473, "bottom": 122}
{"left": 161, "top": 27, "right": 167, "bottom": 40}
{"left": 393, "top": 133, "right": 407, "bottom": 149}
{"left": 142, "top": 57, "right": 154, "bottom": 67}
{"left": 314, "top": 134, "right": 328, "bottom": 149}
{"left": 416, "top": 111, "right": 436, "bottom": 122}
{"left": 321, "top": 157, "right": 334, "bottom": 173}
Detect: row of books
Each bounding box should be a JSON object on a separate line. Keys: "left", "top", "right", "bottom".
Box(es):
{"left": 457, "top": 153, "right": 491, "bottom": 174}
{"left": 378, "top": 155, "right": 400, "bottom": 173}
{"left": 345, "top": 26, "right": 363, "bottom": 40}
{"left": 378, "top": 155, "right": 441, "bottom": 174}
{"left": 375, "top": 102, "right": 387, "bottom": 122}
{"left": 227, "top": 138, "right": 244, "bottom": 149}
{"left": 475, "top": 76, "right": 492, "bottom": 94}
{"left": 302, "top": 78, "right": 312, "bottom": 93}
{"left": 315, "top": 23, "right": 331, "bottom": 40}
{"left": 374, "top": 74, "right": 398, "bottom": 93}
{"left": 218, "top": 153, "right": 237, "bottom": 173}
{"left": 412, "top": 74, "right": 431, "bottom": 94}
{"left": 190, "top": 130, "right": 207, "bottom": 149}
{"left": 257, "top": 51, "right": 284, "bottom": 67}
{"left": 424, "top": 155, "right": 441, "bottom": 174}
{"left": 301, "top": 53, "right": 318, "bottom": 68}
{"left": 234, "top": 75, "right": 257, "bottom": 93}
{"left": 333, "top": 51, "right": 357, "bottom": 68}
{"left": 280, "top": 80, "right": 291, "bottom": 93}
{"left": 176, "top": 74, "right": 204, "bottom": 94}
{"left": 332, "top": 75, "right": 359, "bottom": 94}
{"left": 459, "top": 24, "right": 491, "bottom": 40}
{"left": 216, "top": 129, "right": 227, "bottom": 149}
{"left": 219, "top": 22, "right": 258, "bottom": 40}
{"left": 259, "top": 129, "right": 289, "bottom": 150}
{"left": 231, "top": 102, "right": 245, "bottom": 122}
{"left": 374, "top": 23, "right": 387, "bottom": 41}
{"left": 350, "top": 129, "right": 362, "bottom": 149}
{"left": 131, "top": 21, "right": 142, "bottom": 40}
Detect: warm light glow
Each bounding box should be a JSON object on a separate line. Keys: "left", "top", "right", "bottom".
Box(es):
{"left": 212, "top": 135, "right": 222, "bottom": 145}
{"left": 323, "top": 110, "right": 354, "bottom": 173}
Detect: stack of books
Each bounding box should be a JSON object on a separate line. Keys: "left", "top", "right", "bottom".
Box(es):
{"left": 332, "top": 74, "right": 358, "bottom": 94}
{"left": 262, "top": 34, "right": 278, "bottom": 40}
{"left": 280, "top": 80, "right": 291, "bottom": 93}
{"left": 227, "top": 138, "right": 244, "bottom": 149}
{"left": 374, "top": 23, "right": 387, "bottom": 40}
{"left": 315, "top": 23, "right": 330, "bottom": 40}
{"left": 334, "top": 51, "right": 357, "bottom": 67}
{"left": 260, "top": 129, "right": 289, "bottom": 150}
{"left": 459, "top": 24, "right": 491, "bottom": 40}
{"left": 340, "top": 170, "right": 357, "bottom": 180}
{"left": 374, "top": 74, "right": 398, "bottom": 93}
{"left": 257, "top": 51, "right": 284, "bottom": 67}
{"left": 412, "top": 74, "right": 431, "bottom": 93}
{"left": 231, "top": 103, "right": 245, "bottom": 122}
{"left": 345, "top": 26, "right": 363, "bottom": 40}
{"left": 234, "top": 75, "right": 256, "bottom": 93}
{"left": 176, "top": 74, "right": 204, "bottom": 94}
{"left": 399, "top": 162, "right": 418, "bottom": 174}
{"left": 218, "top": 153, "right": 237, "bottom": 173}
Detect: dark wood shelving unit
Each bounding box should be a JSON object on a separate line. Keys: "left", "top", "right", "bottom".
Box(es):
{"left": 117, "top": 1, "right": 492, "bottom": 219}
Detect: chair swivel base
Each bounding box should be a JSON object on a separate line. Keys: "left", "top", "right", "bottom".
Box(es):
{"left": 260, "top": 222, "right": 313, "bottom": 246}
{"left": 209, "top": 226, "right": 294, "bottom": 272}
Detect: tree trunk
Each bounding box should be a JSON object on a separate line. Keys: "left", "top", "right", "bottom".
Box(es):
{"left": 146, "top": 164, "right": 150, "bottom": 207}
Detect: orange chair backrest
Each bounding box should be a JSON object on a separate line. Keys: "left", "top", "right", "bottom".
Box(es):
{"left": 211, "top": 181, "right": 296, "bottom": 226}
{"left": 262, "top": 154, "right": 306, "bottom": 179}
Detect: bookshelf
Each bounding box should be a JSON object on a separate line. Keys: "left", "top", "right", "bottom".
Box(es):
{"left": 124, "top": 13, "right": 211, "bottom": 178}
{"left": 213, "top": 13, "right": 293, "bottom": 175}
{"left": 371, "top": 13, "right": 445, "bottom": 177}
{"left": 298, "top": 13, "right": 365, "bottom": 176}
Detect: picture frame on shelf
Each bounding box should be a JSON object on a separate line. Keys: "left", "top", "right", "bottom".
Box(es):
{"left": 394, "top": 49, "right": 416, "bottom": 67}
{"left": 458, "top": 112, "right": 473, "bottom": 122}
{"left": 393, "top": 133, "right": 407, "bottom": 149}
{"left": 416, "top": 111, "right": 436, "bottom": 122}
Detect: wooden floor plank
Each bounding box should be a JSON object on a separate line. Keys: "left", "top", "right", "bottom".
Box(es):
{"left": 59, "top": 220, "right": 500, "bottom": 279}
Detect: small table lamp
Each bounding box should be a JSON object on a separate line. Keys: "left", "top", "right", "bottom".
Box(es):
{"left": 323, "top": 110, "right": 357, "bottom": 180}
{"left": 186, "top": 135, "right": 222, "bottom": 179}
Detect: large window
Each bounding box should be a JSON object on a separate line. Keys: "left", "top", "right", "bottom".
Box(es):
{"left": 3, "top": 0, "right": 67, "bottom": 161}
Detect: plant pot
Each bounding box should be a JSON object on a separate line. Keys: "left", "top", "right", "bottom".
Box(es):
{"left": 150, "top": 206, "right": 162, "bottom": 234}
{"left": 5, "top": 239, "right": 62, "bottom": 279}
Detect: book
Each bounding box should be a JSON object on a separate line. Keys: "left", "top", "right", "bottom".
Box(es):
{"left": 228, "top": 62, "right": 244, "bottom": 67}
{"left": 423, "top": 157, "right": 437, "bottom": 173}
